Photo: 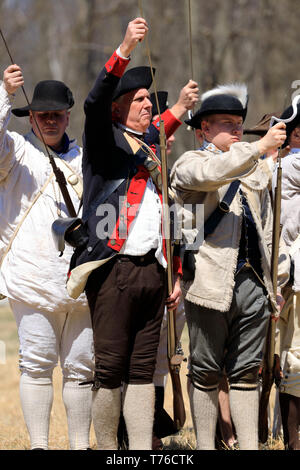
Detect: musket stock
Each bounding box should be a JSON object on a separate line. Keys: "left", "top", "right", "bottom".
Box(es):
{"left": 160, "top": 121, "right": 186, "bottom": 431}
{"left": 258, "top": 153, "right": 282, "bottom": 443}
{"left": 169, "top": 353, "right": 186, "bottom": 430}
{"left": 258, "top": 97, "right": 300, "bottom": 442}
{"left": 137, "top": 1, "right": 186, "bottom": 430}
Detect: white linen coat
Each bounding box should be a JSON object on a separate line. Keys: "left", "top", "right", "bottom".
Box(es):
{"left": 170, "top": 141, "right": 290, "bottom": 314}
{"left": 0, "top": 82, "right": 87, "bottom": 312}
{"left": 273, "top": 150, "right": 300, "bottom": 396}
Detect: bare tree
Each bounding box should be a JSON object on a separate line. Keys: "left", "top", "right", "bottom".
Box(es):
{"left": 0, "top": 0, "right": 300, "bottom": 156}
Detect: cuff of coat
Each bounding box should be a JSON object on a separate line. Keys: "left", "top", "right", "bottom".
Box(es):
{"left": 0, "top": 80, "right": 14, "bottom": 106}
{"left": 152, "top": 109, "right": 182, "bottom": 138}
{"left": 105, "top": 49, "right": 130, "bottom": 78}
{"left": 173, "top": 255, "right": 183, "bottom": 278}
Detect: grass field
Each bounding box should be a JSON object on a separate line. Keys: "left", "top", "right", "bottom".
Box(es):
{"left": 0, "top": 300, "right": 96, "bottom": 450}
{"left": 0, "top": 299, "right": 284, "bottom": 450}
{"left": 0, "top": 299, "right": 194, "bottom": 450}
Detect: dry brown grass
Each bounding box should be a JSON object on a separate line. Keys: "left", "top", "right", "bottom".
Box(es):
{"left": 0, "top": 301, "right": 98, "bottom": 450}
{"left": 0, "top": 300, "right": 285, "bottom": 450}
{"left": 162, "top": 324, "right": 196, "bottom": 450}
{"left": 162, "top": 321, "right": 285, "bottom": 451}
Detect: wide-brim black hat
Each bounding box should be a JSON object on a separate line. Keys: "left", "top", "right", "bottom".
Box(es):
{"left": 112, "top": 66, "right": 155, "bottom": 101}
{"left": 12, "top": 80, "right": 74, "bottom": 117}
{"left": 244, "top": 112, "right": 281, "bottom": 136}
{"left": 279, "top": 103, "right": 300, "bottom": 147}
{"left": 185, "top": 83, "right": 248, "bottom": 129}
{"left": 150, "top": 91, "right": 168, "bottom": 117}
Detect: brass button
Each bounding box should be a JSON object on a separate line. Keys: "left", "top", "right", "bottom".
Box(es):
{"left": 68, "top": 174, "right": 79, "bottom": 185}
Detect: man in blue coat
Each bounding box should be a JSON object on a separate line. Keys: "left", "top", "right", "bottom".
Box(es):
{"left": 69, "top": 18, "right": 183, "bottom": 450}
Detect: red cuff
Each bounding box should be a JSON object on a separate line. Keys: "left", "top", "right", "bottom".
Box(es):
{"left": 105, "top": 50, "right": 130, "bottom": 78}
{"left": 173, "top": 255, "right": 183, "bottom": 278}
{"left": 152, "top": 109, "right": 182, "bottom": 138}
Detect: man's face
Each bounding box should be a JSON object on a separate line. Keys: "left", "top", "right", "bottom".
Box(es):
{"left": 29, "top": 109, "right": 70, "bottom": 150}
{"left": 201, "top": 114, "right": 243, "bottom": 151}
{"left": 116, "top": 88, "right": 152, "bottom": 133}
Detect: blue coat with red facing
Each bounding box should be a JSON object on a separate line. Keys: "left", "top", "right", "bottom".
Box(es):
{"left": 69, "top": 50, "right": 183, "bottom": 279}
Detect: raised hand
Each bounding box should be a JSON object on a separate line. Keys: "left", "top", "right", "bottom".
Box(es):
{"left": 3, "top": 64, "right": 24, "bottom": 95}
{"left": 257, "top": 121, "right": 287, "bottom": 155}
{"left": 170, "top": 80, "right": 199, "bottom": 120}
{"left": 120, "top": 17, "right": 149, "bottom": 58}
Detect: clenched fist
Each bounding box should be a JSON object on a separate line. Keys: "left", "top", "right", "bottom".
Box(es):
{"left": 170, "top": 79, "right": 199, "bottom": 120}
{"left": 120, "top": 17, "right": 149, "bottom": 58}
{"left": 257, "top": 121, "right": 287, "bottom": 155}
{"left": 3, "top": 64, "right": 24, "bottom": 95}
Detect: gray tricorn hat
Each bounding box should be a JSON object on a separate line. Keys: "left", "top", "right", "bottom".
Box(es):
{"left": 185, "top": 83, "right": 248, "bottom": 129}
{"left": 12, "top": 80, "right": 74, "bottom": 117}
{"left": 279, "top": 103, "right": 300, "bottom": 147}
{"left": 150, "top": 91, "right": 168, "bottom": 117}
{"left": 244, "top": 112, "right": 281, "bottom": 137}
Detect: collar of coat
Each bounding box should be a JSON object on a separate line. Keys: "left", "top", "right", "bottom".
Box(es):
{"left": 117, "top": 122, "right": 149, "bottom": 137}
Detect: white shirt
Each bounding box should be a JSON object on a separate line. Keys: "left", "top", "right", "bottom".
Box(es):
{"left": 120, "top": 177, "right": 167, "bottom": 268}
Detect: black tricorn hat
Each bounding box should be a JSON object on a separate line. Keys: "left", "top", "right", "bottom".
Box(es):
{"left": 150, "top": 91, "right": 168, "bottom": 117}
{"left": 185, "top": 83, "right": 248, "bottom": 129}
{"left": 244, "top": 112, "right": 281, "bottom": 137}
{"left": 12, "top": 80, "right": 74, "bottom": 117}
{"left": 279, "top": 103, "right": 300, "bottom": 147}
{"left": 112, "top": 66, "right": 155, "bottom": 101}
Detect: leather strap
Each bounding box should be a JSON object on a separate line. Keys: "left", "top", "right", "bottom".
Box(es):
{"left": 24, "top": 131, "right": 83, "bottom": 200}
{"left": 82, "top": 177, "right": 125, "bottom": 222}
{"left": 289, "top": 233, "right": 300, "bottom": 257}
{"left": 204, "top": 180, "right": 241, "bottom": 239}
{"left": 0, "top": 173, "right": 54, "bottom": 269}
{"left": 0, "top": 172, "right": 54, "bottom": 299}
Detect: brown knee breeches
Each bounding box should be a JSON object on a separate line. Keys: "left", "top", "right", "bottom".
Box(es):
{"left": 86, "top": 251, "right": 167, "bottom": 389}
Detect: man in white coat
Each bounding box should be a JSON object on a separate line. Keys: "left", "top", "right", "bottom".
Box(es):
{"left": 170, "top": 83, "right": 290, "bottom": 450}
{"left": 273, "top": 102, "right": 300, "bottom": 450}
{"left": 0, "top": 65, "right": 94, "bottom": 450}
